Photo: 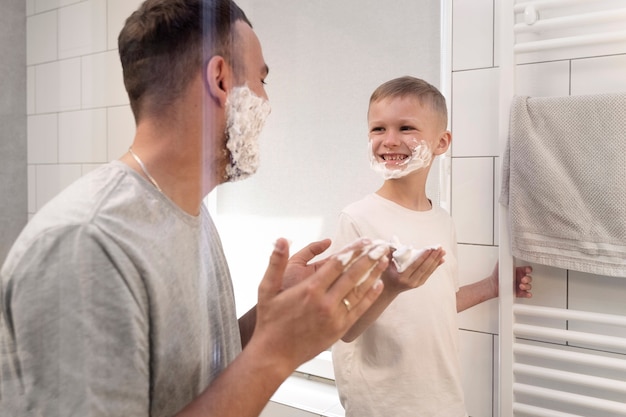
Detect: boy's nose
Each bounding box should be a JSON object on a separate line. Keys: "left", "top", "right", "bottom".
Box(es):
{"left": 382, "top": 132, "right": 402, "bottom": 148}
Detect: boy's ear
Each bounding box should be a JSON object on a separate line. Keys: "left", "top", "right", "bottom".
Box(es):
{"left": 433, "top": 131, "right": 452, "bottom": 156}
{"left": 205, "top": 55, "right": 233, "bottom": 107}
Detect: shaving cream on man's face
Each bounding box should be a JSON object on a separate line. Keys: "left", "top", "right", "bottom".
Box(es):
{"left": 369, "top": 138, "right": 432, "bottom": 180}
{"left": 224, "top": 85, "right": 271, "bottom": 182}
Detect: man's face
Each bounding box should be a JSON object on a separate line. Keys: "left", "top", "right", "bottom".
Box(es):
{"left": 222, "top": 22, "right": 271, "bottom": 182}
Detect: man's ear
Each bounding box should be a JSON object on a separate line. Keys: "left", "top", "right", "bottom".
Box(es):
{"left": 433, "top": 130, "right": 452, "bottom": 156}
{"left": 205, "top": 55, "right": 232, "bottom": 107}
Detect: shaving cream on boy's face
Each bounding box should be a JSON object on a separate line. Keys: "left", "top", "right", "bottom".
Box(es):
{"left": 369, "top": 137, "right": 432, "bottom": 180}
{"left": 224, "top": 85, "right": 272, "bottom": 182}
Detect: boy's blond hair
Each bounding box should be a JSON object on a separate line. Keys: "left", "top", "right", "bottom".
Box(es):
{"left": 369, "top": 76, "right": 448, "bottom": 130}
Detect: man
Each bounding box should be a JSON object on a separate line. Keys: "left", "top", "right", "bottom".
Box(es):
{"left": 0, "top": 1, "right": 389, "bottom": 416}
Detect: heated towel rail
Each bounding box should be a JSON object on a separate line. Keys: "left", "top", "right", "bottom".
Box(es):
{"left": 498, "top": 0, "right": 626, "bottom": 416}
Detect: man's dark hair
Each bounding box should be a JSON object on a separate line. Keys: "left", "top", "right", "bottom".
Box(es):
{"left": 118, "top": 0, "right": 252, "bottom": 120}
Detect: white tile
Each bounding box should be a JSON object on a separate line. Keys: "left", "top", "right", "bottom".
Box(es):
{"left": 27, "top": 66, "right": 35, "bottom": 115}
{"left": 457, "top": 244, "right": 499, "bottom": 334}
{"left": 82, "top": 50, "right": 129, "bottom": 109}
{"left": 58, "top": 109, "right": 108, "bottom": 163}
{"left": 58, "top": 0, "right": 107, "bottom": 59}
{"left": 452, "top": 157, "right": 493, "bottom": 245}
{"left": 451, "top": 68, "right": 500, "bottom": 157}
{"left": 26, "top": 10, "right": 57, "bottom": 65}
{"left": 515, "top": 61, "right": 571, "bottom": 97}
{"left": 107, "top": 105, "right": 135, "bottom": 161}
{"left": 107, "top": 0, "right": 145, "bottom": 50}
{"left": 27, "top": 114, "right": 58, "bottom": 164}
{"left": 35, "top": 164, "right": 82, "bottom": 210}
{"left": 459, "top": 330, "right": 493, "bottom": 417}
{"left": 452, "top": 0, "right": 493, "bottom": 71}
{"left": 35, "top": 58, "right": 81, "bottom": 113}
{"left": 28, "top": 164, "right": 36, "bottom": 214}
{"left": 571, "top": 54, "right": 626, "bottom": 95}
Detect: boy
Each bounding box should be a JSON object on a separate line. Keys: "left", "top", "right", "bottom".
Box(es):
{"left": 331, "top": 76, "right": 532, "bottom": 417}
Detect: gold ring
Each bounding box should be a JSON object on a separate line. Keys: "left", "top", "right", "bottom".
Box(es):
{"left": 342, "top": 298, "right": 351, "bottom": 312}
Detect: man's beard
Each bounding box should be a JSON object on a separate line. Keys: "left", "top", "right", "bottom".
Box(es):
{"left": 224, "top": 85, "right": 271, "bottom": 182}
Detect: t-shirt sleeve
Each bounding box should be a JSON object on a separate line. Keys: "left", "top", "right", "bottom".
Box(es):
{"left": 4, "top": 224, "right": 150, "bottom": 416}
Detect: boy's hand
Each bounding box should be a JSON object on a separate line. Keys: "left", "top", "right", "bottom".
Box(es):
{"left": 381, "top": 247, "right": 446, "bottom": 294}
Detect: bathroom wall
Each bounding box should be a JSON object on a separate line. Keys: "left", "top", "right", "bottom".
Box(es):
{"left": 1, "top": 0, "right": 27, "bottom": 265}
{"left": 452, "top": 0, "right": 626, "bottom": 416}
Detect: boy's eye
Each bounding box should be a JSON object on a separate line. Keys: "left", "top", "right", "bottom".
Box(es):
{"left": 400, "top": 125, "right": 415, "bottom": 131}
{"left": 370, "top": 127, "right": 384, "bottom": 133}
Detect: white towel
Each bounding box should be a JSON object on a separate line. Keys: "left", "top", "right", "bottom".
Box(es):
{"left": 501, "top": 94, "right": 626, "bottom": 277}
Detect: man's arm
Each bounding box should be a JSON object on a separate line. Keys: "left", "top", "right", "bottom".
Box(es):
{"left": 179, "top": 238, "right": 387, "bottom": 417}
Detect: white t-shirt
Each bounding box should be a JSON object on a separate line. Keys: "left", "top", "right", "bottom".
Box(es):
{"left": 0, "top": 161, "right": 241, "bottom": 417}
{"left": 331, "top": 193, "right": 467, "bottom": 417}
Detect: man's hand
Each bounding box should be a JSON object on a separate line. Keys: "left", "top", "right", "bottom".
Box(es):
{"left": 251, "top": 237, "right": 388, "bottom": 371}
{"left": 281, "top": 239, "right": 332, "bottom": 290}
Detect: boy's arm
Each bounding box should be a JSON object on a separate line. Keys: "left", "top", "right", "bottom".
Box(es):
{"left": 456, "top": 263, "right": 533, "bottom": 313}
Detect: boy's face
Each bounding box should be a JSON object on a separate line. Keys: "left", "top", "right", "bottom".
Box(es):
{"left": 367, "top": 95, "right": 445, "bottom": 172}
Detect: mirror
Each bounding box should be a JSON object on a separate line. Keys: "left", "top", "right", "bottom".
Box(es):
{"left": 212, "top": 0, "right": 448, "bottom": 315}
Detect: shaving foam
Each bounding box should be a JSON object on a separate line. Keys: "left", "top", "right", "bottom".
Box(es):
{"left": 224, "top": 85, "right": 271, "bottom": 182}
{"left": 369, "top": 138, "right": 432, "bottom": 180}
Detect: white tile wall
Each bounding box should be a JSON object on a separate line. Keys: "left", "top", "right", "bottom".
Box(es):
{"left": 451, "top": 157, "right": 493, "bottom": 245}
{"left": 515, "top": 61, "right": 571, "bottom": 97}
{"left": 35, "top": 58, "right": 81, "bottom": 113}
{"left": 26, "top": 10, "right": 57, "bottom": 65}
{"left": 58, "top": 0, "right": 107, "bottom": 59}
{"left": 27, "top": 114, "right": 58, "bottom": 164}
{"left": 27, "top": 0, "right": 140, "bottom": 216}
{"left": 571, "top": 54, "right": 626, "bottom": 95}
{"left": 58, "top": 109, "right": 108, "bottom": 163}
{"left": 459, "top": 330, "right": 494, "bottom": 417}
{"left": 81, "top": 50, "right": 128, "bottom": 109}
{"left": 451, "top": 68, "right": 500, "bottom": 157}
{"left": 452, "top": 0, "right": 494, "bottom": 71}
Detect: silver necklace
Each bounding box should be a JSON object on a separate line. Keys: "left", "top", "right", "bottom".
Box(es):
{"left": 128, "top": 147, "right": 163, "bottom": 193}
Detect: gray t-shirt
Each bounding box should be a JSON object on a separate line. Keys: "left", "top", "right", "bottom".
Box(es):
{"left": 0, "top": 161, "right": 241, "bottom": 417}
